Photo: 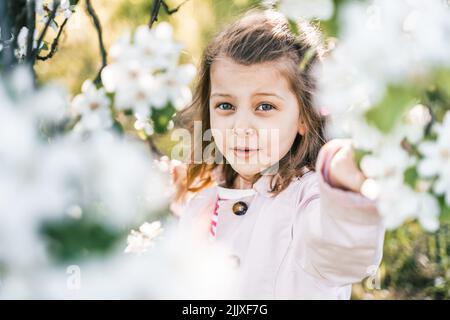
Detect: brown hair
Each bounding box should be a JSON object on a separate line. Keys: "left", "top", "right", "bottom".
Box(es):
{"left": 175, "top": 8, "right": 327, "bottom": 198}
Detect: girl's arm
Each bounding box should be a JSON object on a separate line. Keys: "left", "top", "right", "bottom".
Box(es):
{"left": 294, "top": 139, "right": 385, "bottom": 287}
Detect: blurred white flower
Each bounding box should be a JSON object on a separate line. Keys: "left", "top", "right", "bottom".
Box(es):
{"left": 71, "top": 79, "right": 112, "bottom": 132}
{"left": 125, "top": 221, "right": 163, "bottom": 254}
{"left": 150, "top": 64, "right": 196, "bottom": 110}
{"left": 358, "top": 136, "right": 442, "bottom": 231}
{"left": 278, "top": 0, "right": 334, "bottom": 21}
{"left": 317, "top": 0, "right": 450, "bottom": 231}
{"left": 36, "top": 0, "right": 74, "bottom": 31}
{"left": 318, "top": 0, "right": 450, "bottom": 119}
{"left": 418, "top": 112, "right": 450, "bottom": 205}
{"left": 15, "top": 27, "right": 42, "bottom": 61}
{"left": 375, "top": 179, "right": 439, "bottom": 232}
{"left": 100, "top": 22, "right": 195, "bottom": 129}
{"left": 360, "top": 142, "right": 413, "bottom": 181}
{"left": 134, "top": 112, "right": 154, "bottom": 136}
{"left": 14, "top": 27, "right": 30, "bottom": 60}
{"left": 69, "top": 131, "right": 169, "bottom": 227}
{"left": 0, "top": 68, "right": 169, "bottom": 274}
{"left": 133, "top": 22, "right": 184, "bottom": 70}
{"left": 314, "top": 46, "right": 381, "bottom": 116}
{"left": 414, "top": 191, "right": 440, "bottom": 232}
{"left": 399, "top": 104, "right": 432, "bottom": 144}
{"left": 405, "top": 104, "right": 432, "bottom": 127}
{"left": 54, "top": 0, "right": 73, "bottom": 19}
{"left": 0, "top": 222, "right": 239, "bottom": 299}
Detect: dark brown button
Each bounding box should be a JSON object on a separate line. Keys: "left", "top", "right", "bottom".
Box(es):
{"left": 232, "top": 201, "right": 248, "bottom": 216}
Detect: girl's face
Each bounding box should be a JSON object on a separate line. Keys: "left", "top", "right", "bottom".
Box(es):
{"left": 209, "top": 57, "right": 305, "bottom": 180}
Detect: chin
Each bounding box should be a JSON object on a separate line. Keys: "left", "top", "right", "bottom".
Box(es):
{"left": 228, "top": 163, "right": 267, "bottom": 178}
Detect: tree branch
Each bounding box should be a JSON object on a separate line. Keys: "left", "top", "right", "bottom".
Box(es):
{"left": 149, "top": 0, "right": 163, "bottom": 28}
{"left": 26, "top": 0, "right": 36, "bottom": 62}
{"left": 32, "top": 0, "right": 59, "bottom": 63}
{"left": 37, "top": 17, "right": 69, "bottom": 61}
{"left": 161, "top": 0, "right": 189, "bottom": 15}
{"left": 147, "top": 135, "right": 164, "bottom": 158}
{"left": 85, "top": 0, "right": 107, "bottom": 85}
{"left": 149, "top": 0, "right": 190, "bottom": 28}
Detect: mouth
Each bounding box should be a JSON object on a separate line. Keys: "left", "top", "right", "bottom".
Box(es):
{"left": 231, "top": 147, "right": 259, "bottom": 158}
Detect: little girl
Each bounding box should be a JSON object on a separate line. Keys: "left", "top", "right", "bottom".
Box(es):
{"left": 172, "top": 8, "right": 385, "bottom": 299}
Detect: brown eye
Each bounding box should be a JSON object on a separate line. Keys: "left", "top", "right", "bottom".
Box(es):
{"left": 256, "top": 103, "right": 275, "bottom": 112}
{"left": 216, "top": 103, "right": 234, "bottom": 111}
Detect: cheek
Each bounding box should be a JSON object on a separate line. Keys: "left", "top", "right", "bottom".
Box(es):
{"left": 278, "top": 126, "right": 298, "bottom": 156}
{"left": 210, "top": 118, "right": 233, "bottom": 158}
{"left": 259, "top": 114, "right": 299, "bottom": 161}
{"left": 211, "top": 127, "right": 226, "bottom": 156}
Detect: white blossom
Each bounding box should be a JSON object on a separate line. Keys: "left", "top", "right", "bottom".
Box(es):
{"left": 373, "top": 179, "right": 440, "bottom": 232}
{"left": 317, "top": 0, "right": 450, "bottom": 117}
{"left": 134, "top": 112, "right": 154, "bottom": 136}
{"left": 71, "top": 79, "right": 112, "bottom": 132}
{"left": 133, "top": 23, "right": 184, "bottom": 70}
{"left": 100, "top": 22, "right": 196, "bottom": 128}
{"left": 316, "top": 0, "right": 450, "bottom": 231}
{"left": 360, "top": 142, "right": 413, "bottom": 181}
{"left": 399, "top": 104, "right": 432, "bottom": 144}
{"left": 149, "top": 64, "right": 196, "bottom": 110}
{"left": 36, "top": 0, "right": 74, "bottom": 32}
{"left": 0, "top": 68, "right": 169, "bottom": 273}
{"left": 278, "top": 0, "right": 334, "bottom": 21}
{"left": 418, "top": 112, "right": 450, "bottom": 205}
{"left": 125, "top": 221, "right": 164, "bottom": 254}
{"left": 15, "top": 27, "right": 29, "bottom": 60}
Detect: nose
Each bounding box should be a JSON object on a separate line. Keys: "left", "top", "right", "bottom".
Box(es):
{"left": 232, "top": 112, "right": 256, "bottom": 137}
{"left": 232, "top": 127, "right": 256, "bottom": 136}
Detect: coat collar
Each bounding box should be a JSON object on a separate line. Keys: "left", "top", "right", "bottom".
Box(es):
{"left": 212, "top": 165, "right": 313, "bottom": 199}
{"left": 213, "top": 165, "right": 275, "bottom": 198}
{"left": 252, "top": 174, "right": 275, "bottom": 198}
{"left": 251, "top": 167, "right": 313, "bottom": 198}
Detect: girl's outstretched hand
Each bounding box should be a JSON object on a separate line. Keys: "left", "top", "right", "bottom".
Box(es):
{"left": 327, "top": 139, "right": 367, "bottom": 193}
{"left": 154, "top": 156, "right": 188, "bottom": 211}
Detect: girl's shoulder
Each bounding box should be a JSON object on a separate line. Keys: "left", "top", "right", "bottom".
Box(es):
{"left": 286, "top": 169, "right": 321, "bottom": 208}
{"left": 177, "top": 185, "right": 218, "bottom": 225}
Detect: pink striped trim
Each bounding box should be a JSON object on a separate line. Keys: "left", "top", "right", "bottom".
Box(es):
{"left": 210, "top": 195, "right": 220, "bottom": 237}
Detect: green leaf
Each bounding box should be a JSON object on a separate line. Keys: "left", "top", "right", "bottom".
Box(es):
{"left": 40, "top": 217, "right": 122, "bottom": 263}
{"left": 365, "top": 85, "right": 419, "bottom": 134}
{"left": 438, "top": 196, "right": 450, "bottom": 224}
{"left": 353, "top": 148, "right": 370, "bottom": 169}
{"left": 151, "top": 102, "right": 176, "bottom": 134}
{"left": 288, "top": 19, "right": 299, "bottom": 36}
{"left": 404, "top": 166, "right": 419, "bottom": 189}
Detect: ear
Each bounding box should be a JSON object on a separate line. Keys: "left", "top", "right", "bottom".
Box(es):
{"left": 298, "top": 119, "right": 307, "bottom": 136}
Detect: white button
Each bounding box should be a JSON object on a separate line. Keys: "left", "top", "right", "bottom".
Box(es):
{"left": 228, "top": 254, "right": 240, "bottom": 268}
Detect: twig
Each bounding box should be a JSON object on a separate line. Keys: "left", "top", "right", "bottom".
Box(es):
{"left": 149, "top": 0, "right": 163, "bottom": 28}
{"left": 149, "top": 0, "right": 190, "bottom": 28}
{"left": 37, "top": 17, "right": 69, "bottom": 61}
{"left": 147, "top": 135, "right": 164, "bottom": 158}
{"left": 32, "top": 0, "right": 60, "bottom": 62}
{"left": 161, "top": 0, "right": 189, "bottom": 14}
{"left": 85, "top": 0, "right": 107, "bottom": 85}
{"left": 26, "top": 0, "right": 36, "bottom": 62}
